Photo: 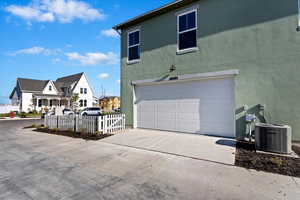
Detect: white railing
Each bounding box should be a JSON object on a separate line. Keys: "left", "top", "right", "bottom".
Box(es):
{"left": 44, "top": 114, "right": 125, "bottom": 134}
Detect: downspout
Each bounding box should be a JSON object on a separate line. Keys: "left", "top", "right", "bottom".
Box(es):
{"left": 297, "top": 0, "right": 300, "bottom": 31}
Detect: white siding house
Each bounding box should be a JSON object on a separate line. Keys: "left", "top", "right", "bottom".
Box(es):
{"left": 9, "top": 72, "right": 95, "bottom": 112}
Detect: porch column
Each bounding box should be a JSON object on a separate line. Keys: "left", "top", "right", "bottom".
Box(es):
{"left": 36, "top": 98, "right": 39, "bottom": 110}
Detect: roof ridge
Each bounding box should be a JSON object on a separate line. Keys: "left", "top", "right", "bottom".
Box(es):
{"left": 17, "top": 77, "right": 48, "bottom": 82}
{"left": 56, "top": 72, "right": 84, "bottom": 82}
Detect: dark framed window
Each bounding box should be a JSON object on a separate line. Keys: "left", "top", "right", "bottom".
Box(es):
{"left": 49, "top": 85, "right": 52, "bottom": 91}
{"left": 84, "top": 100, "right": 87, "bottom": 107}
{"left": 84, "top": 88, "right": 87, "bottom": 94}
{"left": 50, "top": 100, "right": 53, "bottom": 107}
{"left": 38, "top": 99, "right": 42, "bottom": 107}
{"left": 80, "top": 88, "right": 83, "bottom": 94}
{"left": 128, "top": 29, "right": 140, "bottom": 62}
{"left": 177, "top": 10, "right": 197, "bottom": 51}
{"left": 79, "top": 100, "right": 83, "bottom": 107}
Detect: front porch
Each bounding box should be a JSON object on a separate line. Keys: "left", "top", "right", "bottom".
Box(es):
{"left": 33, "top": 95, "right": 71, "bottom": 112}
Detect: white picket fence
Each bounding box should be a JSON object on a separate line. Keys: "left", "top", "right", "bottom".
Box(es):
{"left": 44, "top": 114, "right": 125, "bottom": 134}
{"left": 0, "top": 105, "right": 19, "bottom": 114}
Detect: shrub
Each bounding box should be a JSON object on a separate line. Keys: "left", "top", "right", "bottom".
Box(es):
{"left": 52, "top": 128, "right": 59, "bottom": 132}
{"left": 0, "top": 113, "right": 10, "bottom": 118}
{"left": 20, "top": 112, "right": 27, "bottom": 118}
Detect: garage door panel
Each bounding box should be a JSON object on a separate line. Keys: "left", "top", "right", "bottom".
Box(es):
{"left": 177, "top": 100, "right": 200, "bottom": 113}
{"left": 156, "top": 101, "right": 177, "bottom": 112}
{"left": 137, "top": 102, "right": 155, "bottom": 112}
{"left": 177, "top": 120, "right": 201, "bottom": 133}
{"left": 157, "top": 111, "right": 176, "bottom": 120}
{"left": 157, "top": 119, "right": 177, "bottom": 131}
{"left": 136, "top": 78, "right": 235, "bottom": 137}
{"left": 177, "top": 113, "right": 200, "bottom": 121}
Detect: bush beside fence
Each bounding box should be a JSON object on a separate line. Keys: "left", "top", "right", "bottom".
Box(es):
{"left": 44, "top": 114, "right": 125, "bottom": 134}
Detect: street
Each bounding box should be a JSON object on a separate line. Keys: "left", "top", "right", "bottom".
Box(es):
{"left": 0, "top": 120, "right": 299, "bottom": 200}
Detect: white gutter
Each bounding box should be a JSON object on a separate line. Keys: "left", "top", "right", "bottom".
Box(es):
{"left": 132, "top": 69, "right": 239, "bottom": 86}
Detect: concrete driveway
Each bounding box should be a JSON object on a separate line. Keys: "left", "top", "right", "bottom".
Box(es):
{"left": 0, "top": 120, "right": 300, "bottom": 200}
{"left": 102, "top": 129, "right": 236, "bottom": 165}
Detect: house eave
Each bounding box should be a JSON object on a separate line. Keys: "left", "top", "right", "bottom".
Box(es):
{"left": 113, "top": 0, "right": 200, "bottom": 30}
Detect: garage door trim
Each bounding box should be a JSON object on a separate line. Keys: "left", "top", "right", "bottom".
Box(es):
{"left": 132, "top": 69, "right": 239, "bottom": 86}
{"left": 132, "top": 69, "right": 238, "bottom": 138}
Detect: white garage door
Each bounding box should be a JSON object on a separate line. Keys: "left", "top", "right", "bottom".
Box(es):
{"left": 135, "top": 78, "right": 235, "bottom": 137}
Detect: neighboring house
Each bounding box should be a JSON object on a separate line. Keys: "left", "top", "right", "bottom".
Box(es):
{"left": 99, "top": 96, "right": 120, "bottom": 112}
{"left": 114, "top": 0, "right": 300, "bottom": 141}
{"left": 9, "top": 72, "right": 94, "bottom": 112}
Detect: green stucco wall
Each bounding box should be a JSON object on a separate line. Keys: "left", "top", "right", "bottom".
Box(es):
{"left": 120, "top": 0, "right": 300, "bottom": 141}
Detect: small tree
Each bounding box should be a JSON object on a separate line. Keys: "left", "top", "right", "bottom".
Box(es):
{"left": 71, "top": 93, "right": 79, "bottom": 111}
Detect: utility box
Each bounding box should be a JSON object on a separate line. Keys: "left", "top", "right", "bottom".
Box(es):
{"left": 255, "top": 123, "right": 292, "bottom": 154}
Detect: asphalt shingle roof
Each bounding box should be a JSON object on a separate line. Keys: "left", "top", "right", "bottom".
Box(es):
{"left": 16, "top": 72, "right": 83, "bottom": 93}
{"left": 17, "top": 78, "right": 48, "bottom": 92}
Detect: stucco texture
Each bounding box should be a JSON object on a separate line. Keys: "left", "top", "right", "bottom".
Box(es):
{"left": 120, "top": 0, "right": 300, "bottom": 141}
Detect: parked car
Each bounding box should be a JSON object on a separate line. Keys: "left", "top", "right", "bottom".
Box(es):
{"left": 42, "top": 111, "right": 55, "bottom": 119}
{"left": 80, "top": 107, "right": 102, "bottom": 116}
{"left": 63, "top": 108, "right": 75, "bottom": 116}
{"left": 114, "top": 108, "right": 121, "bottom": 113}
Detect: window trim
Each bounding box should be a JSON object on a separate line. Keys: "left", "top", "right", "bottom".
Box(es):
{"left": 84, "top": 88, "right": 87, "bottom": 94}
{"left": 177, "top": 9, "right": 198, "bottom": 53}
{"left": 49, "top": 85, "right": 52, "bottom": 91}
{"left": 80, "top": 88, "right": 83, "bottom": 94}
{"left": 127, "top": 29, "right": 141, "bottom": 64}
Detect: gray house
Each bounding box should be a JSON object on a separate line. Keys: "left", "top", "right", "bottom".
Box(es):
{"left": 114, "top": 0, "right": 300, "bottom": 141}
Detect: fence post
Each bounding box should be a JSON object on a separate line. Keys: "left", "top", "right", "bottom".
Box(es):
{"left": 74, "top": 115, "right": 77, "bottom": 132}
{"left": 103, "top": 115, "right": 107, "bottom": 134}
{"left": 123, "top": 114, "right": 125, "bottom": 131}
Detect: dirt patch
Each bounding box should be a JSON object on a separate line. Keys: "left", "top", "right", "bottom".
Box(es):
{"left": 235, "top": 141, "right": 300, "bottom": 177}
{"left": 34, "top": 127, "right": 113, "bottom": 141}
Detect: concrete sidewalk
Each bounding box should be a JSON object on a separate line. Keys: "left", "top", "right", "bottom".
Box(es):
{"left": 0, "top": 117, "right": 41, "bottom": 121}
{"left": 101, "top": 129, "right": 236, "bottom": 165}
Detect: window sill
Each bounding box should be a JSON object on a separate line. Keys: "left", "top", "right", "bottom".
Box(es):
{"left": 176, "top": 47, "right": 199, "bottom": 55}
{"left": 127, "top": 59, "right": 140, "bottom": 65}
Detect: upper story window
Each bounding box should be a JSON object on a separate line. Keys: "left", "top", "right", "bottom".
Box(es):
{"left": 84, "top": 88, "right": 87, "bottom": 94}
{"left": 128, "top": 29, "right": 140, "bottom": 62}
{"left": 177, "top": 10, "right": 197, "bottom": 52}
{"left": 80, "top": 88, "right": 83, "bottom": 94}
{"left": 49, "top": 85, "right": 52, "bottom": 91}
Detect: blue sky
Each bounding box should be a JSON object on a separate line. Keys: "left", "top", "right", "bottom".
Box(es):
{"left": 0, "top": 0, "right": 173, "bottom": 104}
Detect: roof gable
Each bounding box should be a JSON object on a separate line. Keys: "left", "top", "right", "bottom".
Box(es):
{"left": 42, "top": 80, "right": 59, "bottom": 95}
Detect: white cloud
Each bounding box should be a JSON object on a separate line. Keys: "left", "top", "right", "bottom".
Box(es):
{"left": 65, "top": 51, "right": 118, "bottom": 66}
{"left": 51, "top": 58, "right": 61, "bottom": 63}
{"left": 5, "top": 0, "right": 105, "bottom": 24}
{"left": 98, "top": 73, "right": 109, "bottom": 79}
{"left": 10, "top": 46, "right": 61, "bottom": 56}
{"left": 6, "top": 5, "right": 55, "bottom": 22}
{"left": 101, "top": 29, "right": 119, "bottom": 38}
